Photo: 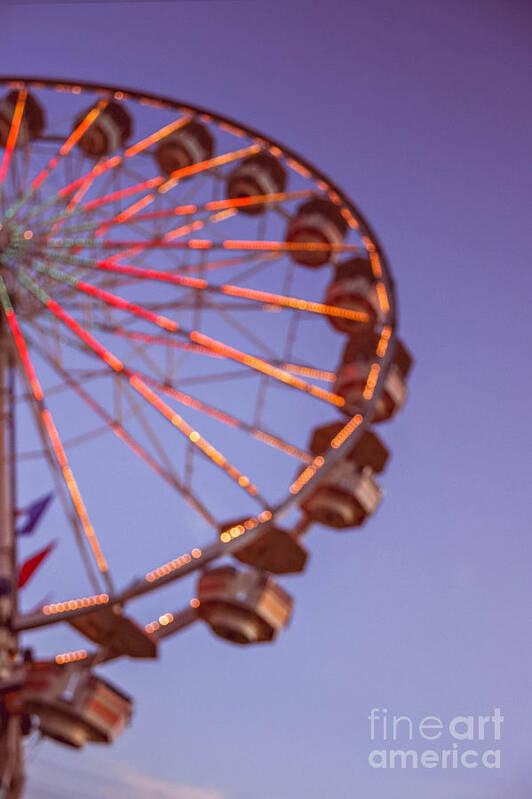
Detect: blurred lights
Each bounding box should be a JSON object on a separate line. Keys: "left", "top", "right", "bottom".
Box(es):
{"left": 376, "top": 282, "right": 390, "bottom": 313}
{"left": 363, "top": 363, "right": 381, "bottom": 400}
{"left": 376, "top": 326, "right": 392, "bottom": 358}
{"left": 0, "top": 88, "right": 27, "bottom": 184}
{"left": 55, "top": 649, "right": 87, "bottom": 665}
{"left": 289, "top": 456, "right": 325, "bottom": 495}
{"left": 330, "top": 415, "right": 363, "bottom": 449}
{"left": 43, "top": 594, "right": 109, "bottom": 615}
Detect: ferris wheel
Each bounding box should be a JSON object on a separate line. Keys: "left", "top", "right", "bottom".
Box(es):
{"left": 0, "top": 77, "right": 412, "bottom": 796}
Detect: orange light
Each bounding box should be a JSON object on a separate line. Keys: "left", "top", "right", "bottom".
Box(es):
{"left": 55, "top": 649, "right": 88, "bottom": 665}
{"left": 190, "top": 332, "right": 345, "bottom": 408}
{"left": 289, "top": 456, "right": 325, "bottom": 495}
{"left": 363, "top": 363, "right": 381, "bottom": 400}
{"left": 219, "top": 512, "right": 272, "bottom": 543}
{"left": 145, "top": 548, "right": 198, "bottom": 582}
{"left": 330, "top": 414, "right": 363, "bottom": 448}
{"left": 102, "top": 144, "right": 261, "bottom": 232}
{"left": 31, "top": 99, "right": 109, "bottom": 193}
{"left": 124, "top": 114, "right": 191, "bottom": 157}
{"left": 128, "top": 375, "right": 261, "bottom": 498}
{"left": 60, "top": 98, "right": 109, "bottom": 156}
{"left": 58, "top": 116, "right": 190, "bottom": 200}
{"left": 43, "top": 593, "right": 109, "bottom": 615}
{"left": 204, "top": 189, "right": 311, "bottom": 212}
{"left": 1, "top": 298, "right": 110, "bottom": 579}
{"left": 376, "top": 326, "right": 392, "bottom": 358}
{"left": 219, "top": 284, "right": 369, "bottom": 322}
{"left": 218, "top": 121, "right": 245, "bottom": 137}
{"left": 282, "top": 364, "right": 336, "bottom": 383}
{"left": 340, "top": 206, "right": 359, "bottom": 230}
{"left": 376, "top": 282, "right": 390, "bottom": 313}
{"left": 145, "top": 620, "right": 160, "bottom": 634}
{"left": 221, "top": 239, "right": 358, "bottom": 254}
{"left": 0, "top": 88, "right": 27, "bottom": 184}
{"left": 286, "top": 158, "right": 311, "bottom": 178}
{"left": 361, "top": 236, "right": 384, "bottom": 279}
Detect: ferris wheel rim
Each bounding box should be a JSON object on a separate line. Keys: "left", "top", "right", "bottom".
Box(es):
{"left": 0, "top": 74, "right": 400, "bottom": 621}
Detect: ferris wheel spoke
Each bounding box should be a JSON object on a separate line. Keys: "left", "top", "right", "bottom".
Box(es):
{"left": 12, "top": 382, "right": 104, "bottom": 591}
{"left": 27, "top": 336, "right": 219, "bottom": 531}
{"left": 183, "top": 251, "right": 279, "bottom": 275}
{"left": 122, "top": 382, "right": 185, "bottom": 482}
{"left": 203, "top": 295, "right": 277, "bottom": 359}
{"left": 280, "top": 362, "right": 336, "bottom": 383}
{"left": 5, "top": 98, "right": 110, "bottom": 221}
{"left": 22, "top": 258, "right": 345, "bottom": 408}
{"left": 99, "top": 207, "right": 240, "bottom": 264}
{"left": 45, "top": 190, "right": 316, "bottom": 238}
{"left": 14, "top": 268, "right": 270, "bottom": 506}
{"left": 125, "top": 368, "right": 311, "bottom": 463}
{"left": 43, "top": 236, "right": 362, "bottom": 257}
{"left": 23, "top": 113, "right": 195, "bottom": 226}
{"left": 94, "top": 143, "right": 262, "bottom": 235}
{"left": 0, "top": 276, "right": 114, "bottom": 592}
{"left": 48, "top": 176, "right": 95, "bottom": 236}
{"left": 188, "top": 332, "right": 345, "bottom": 407}
{"left": 46, "top": 246, "right": 279, "bottom": 280}
{"left": 29, "top": 142, "right": 261, "bottom": 236}
{"left": 29, "top": 258, "right": 184, "bottom": 333}
{"left": 94, "top": 325, "right": 335, "bottom": 386}
{"left": 0, "top": 89, "right": 27, "bottom": 195}
{"left": 35, "top": 251, "right": 370, "bottom": 325}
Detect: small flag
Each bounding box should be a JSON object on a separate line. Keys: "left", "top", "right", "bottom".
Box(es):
{"left": 18, "top": 541, "right": 56, "bottom": 589}
{"left": 17, "top": 493, "right": 53, "bottom": 536}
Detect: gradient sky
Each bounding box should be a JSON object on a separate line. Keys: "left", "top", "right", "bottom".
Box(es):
{"left": 2, "top": 1, "right": 532, "bottom": 797}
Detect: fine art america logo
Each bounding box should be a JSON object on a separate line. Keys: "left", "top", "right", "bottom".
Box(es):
{"left": 368, "top": 708, "right": 503, "bottom": 770}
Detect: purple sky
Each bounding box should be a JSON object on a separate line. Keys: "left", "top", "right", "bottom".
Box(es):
{"left": 2, "top": 1, "right": 532, "bottom": 797}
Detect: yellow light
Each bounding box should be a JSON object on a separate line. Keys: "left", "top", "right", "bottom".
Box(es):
{"left": 190, "top": 598, "right": 200, "bottom": 609}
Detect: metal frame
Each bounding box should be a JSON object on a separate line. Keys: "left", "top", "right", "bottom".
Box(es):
{"left": 0, "top": 76, "right": 400, "bottom": 797}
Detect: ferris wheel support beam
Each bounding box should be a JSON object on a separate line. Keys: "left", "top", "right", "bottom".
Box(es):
{"left": 0, "top": 312, "right": 24, "bottom": 799}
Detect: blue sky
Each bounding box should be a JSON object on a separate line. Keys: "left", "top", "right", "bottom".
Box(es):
{"left": 2, "top": 1, "right": 532, "bottom": 797}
